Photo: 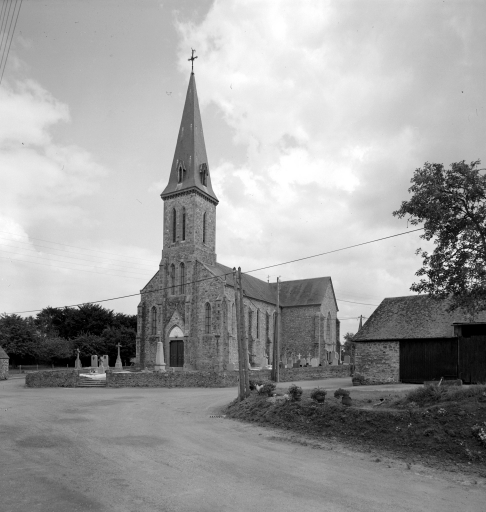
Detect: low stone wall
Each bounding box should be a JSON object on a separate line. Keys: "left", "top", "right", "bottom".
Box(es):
{"left": 0, "top": 359, "right": 8, "bottom": 380}
{"left": 25, "top": 369, "right": 79, "bottom": 388}
{"left": 354, "top": 341, "right": 400, "bottom": 385}
{"left": 106, "top": 365, "right": 351, "bottom": 388}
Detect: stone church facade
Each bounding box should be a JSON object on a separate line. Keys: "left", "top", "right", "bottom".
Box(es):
{"left": 136, "top": 72, "right": 339, "bottom": 370}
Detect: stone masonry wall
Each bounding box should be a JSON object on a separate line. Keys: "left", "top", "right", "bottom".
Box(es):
{"left": 0, "top": 359, "right": 8, "bottom": 380}
{"left": 26, "top": 370, "right": 79, "bottom": 388}
{"left": 106, "top": 365, "right": 351, "bottom": 388}
{"left": 281, "top": 304, "right": 320, "bottom": 360}
{"left": 354, "top": 341, "right": 400, "bottom": 384}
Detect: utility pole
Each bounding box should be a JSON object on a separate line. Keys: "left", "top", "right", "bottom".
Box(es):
{"left": 233, "top": 268, "right": 245, "bottom": 400}
{"left": 238, "top": 267, "right": 250, "bottom": 397}
{"left": 272, "top": 277, "right": 281, "bottom": 382}
{"left": 276, "top": 276, "right": 280, "bottom": 383}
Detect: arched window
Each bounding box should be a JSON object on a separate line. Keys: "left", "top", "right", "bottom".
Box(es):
{"left": 172, "top": 208, "right": 177, "bottom": 243}
{"left": 232, "top": 303, "right": 235, "bottom": 334}
{"left": 151, "top": 306, "right": 157, "bottom": 335}
{"left": 179, "top": 262, "right": 185, "bottom": 294}
{"left": 266, "top": 312, "right": 270, "bottom": 340}
{"left": 182, "top": 207, "right": 186, "bottom": 241}
{"left": 248, "top": 309, "right": 253, "bottom": 336}
{"left": 170, "top": 264, "right": 175, "bottom": 294}
{"left": 256, "top": 310, "right": 260, "bottom": 339}
{"left": 205, "top": 303, "right": 211, "bottom": 334}
{"left": 202, "top": 212, "right": 206, "bottom": 243}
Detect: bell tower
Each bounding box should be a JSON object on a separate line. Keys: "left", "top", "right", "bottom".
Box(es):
{"left": 160, "top": 69, "right": 218, "bottom": 284}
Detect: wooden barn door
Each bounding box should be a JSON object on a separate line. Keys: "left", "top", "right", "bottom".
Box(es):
{"left": 400, "top": 339, "right": 458, "bottom": 383}
{"left": 459, "top": 335, "right": 486, "bottom": 384}
{"left": 170, "top": 340, "right": 184, "bottom": 367}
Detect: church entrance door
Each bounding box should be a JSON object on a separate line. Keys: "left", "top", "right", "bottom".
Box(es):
{"left": 170, "top": 340, "right": 184, "bottom": 367}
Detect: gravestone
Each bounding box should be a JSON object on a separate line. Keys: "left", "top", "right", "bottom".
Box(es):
{"left": 293, "top": 362, "right": 300, "bottom": 368}
{"left": 101, "top": 355, "right": 109, "bottom": 368}
{"left": 343, "top": 355, "right": 351, "bottom": 365}
{"left": 287, "top": 358, "right": 293, "bottom": 367}
{"left": 331, "top": 352, "right": 339, "bottom": 366}
{"left": 310, "top": 358, "right": 319, "bottom": 367}
{"left": 91, "top": 355, "right": 98, "bottom": 368}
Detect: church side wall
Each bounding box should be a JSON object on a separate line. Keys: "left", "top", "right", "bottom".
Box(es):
{"left": 281, "top": 305, "right": 321, "bottom": 360}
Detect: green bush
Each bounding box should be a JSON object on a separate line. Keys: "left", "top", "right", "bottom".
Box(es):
{"left": 288, "top": 383, "right": 303, "bottom": 401}
{"left": 402, "top": 384, "right": 486, "bottom": 406}
{"left": 310, "top": 387, "right": 327, "bottom": 401}
{"left": 352, "top": 374, "right": 366, "bottom": 386}
{"left": 258, "top": 381, "right": 276, "bottom": 397}
{"left": 334, "top": 388, "right": 350, "bottom": 399}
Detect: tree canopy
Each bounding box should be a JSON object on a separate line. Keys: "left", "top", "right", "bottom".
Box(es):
{"left": 393, "top": 160, "right": 486, "bottom": 315}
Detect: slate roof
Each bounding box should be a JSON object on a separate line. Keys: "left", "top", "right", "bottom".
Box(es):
{"left": 161, "top": 73, "right": 218, "bottom": 204}
{"left": 353, "top": 295, "right": 486, "bottom": 341}
{"left": 271, "top": 277, "right": 336, "bottom": 308}
{"left": 0, "top": 346, "right": 9, "bottom": 359}
{"left": 207, "top": 262, "right": 334, "bottom": 308}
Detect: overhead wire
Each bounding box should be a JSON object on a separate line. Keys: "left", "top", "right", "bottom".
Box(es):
{"left": 0, "top": 238, "right": 156, "bottom": 272}
{"left": 6, "top": 227, "right": 422, "bottom": 315}
{"left": 0, "top": 230, "right": 156, "bottom": 264}
{"left": 0, "top": 0, "right": 21, "bottom": 86}
{"left": 0, "top": 247, "right": 153, "bottom": 277}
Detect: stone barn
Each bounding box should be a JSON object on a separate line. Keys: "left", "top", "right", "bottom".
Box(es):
{"left": 353, "top": 295, "right": 486, "bottom": 384}
{"left": 0, "top": 346, "right": 9, "bottom": 380}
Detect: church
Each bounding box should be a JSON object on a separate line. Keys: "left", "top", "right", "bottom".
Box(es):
{"left": 136, "top": 69, "right": 340, "bottom": 371}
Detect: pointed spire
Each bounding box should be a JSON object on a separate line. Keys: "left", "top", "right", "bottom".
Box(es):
{"left": 161, "top": 73, "right": 218, "bottom": 204}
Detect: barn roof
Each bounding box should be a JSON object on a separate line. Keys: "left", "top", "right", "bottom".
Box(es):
{"left": 353, "top": 295, "right": 486, "bottom": 341}
{"left": 0, "top": 346, "right": 9, "bottom": 359}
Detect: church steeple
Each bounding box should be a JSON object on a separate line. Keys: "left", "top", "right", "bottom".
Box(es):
{"left": 161, "top": 72, "right": 218, "bottom": 204}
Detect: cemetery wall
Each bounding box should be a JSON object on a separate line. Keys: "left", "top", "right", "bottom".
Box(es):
{"left": 106, "top": 365, "right": 351, "bottom": 388}
{"left": 0, "top": 359, "right": 8, "bottom": 380}
{"left": 354, "top": 341, "right": 399, "bottom": 384}
{"left": 25, "top": 369, "right": 79, "bottom": 387}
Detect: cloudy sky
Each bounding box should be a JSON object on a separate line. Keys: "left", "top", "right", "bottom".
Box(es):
{"left": 1, "top": 0, "right": 485, "bottom": 334}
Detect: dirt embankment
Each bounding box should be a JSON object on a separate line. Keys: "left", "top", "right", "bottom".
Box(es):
{"left": 225, "top": 384, "right": 486, "bottom": 476}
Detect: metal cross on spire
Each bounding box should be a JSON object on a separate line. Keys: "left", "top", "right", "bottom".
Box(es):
{"left": 188, "top": 48, "right": 198, "bottom": 72}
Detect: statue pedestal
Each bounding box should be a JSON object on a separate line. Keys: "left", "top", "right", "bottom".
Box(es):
{"left": 154, "top": 363, "right": 166, "bottom": 373}
{"left": 115, "top": 356, "right": 123, "bottom": 369}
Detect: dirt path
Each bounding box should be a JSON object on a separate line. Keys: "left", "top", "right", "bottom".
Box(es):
{"left": 0, "top": 378, "right": 484, "bottom": 512}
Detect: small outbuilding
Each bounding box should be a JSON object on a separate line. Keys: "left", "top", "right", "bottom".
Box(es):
{"left": 353, "top": 295, "right": 486, "bottom": 384}
{"left": 0, "top": 346, "right": 9, "bottom": 380}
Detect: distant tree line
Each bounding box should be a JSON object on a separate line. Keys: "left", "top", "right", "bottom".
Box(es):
{"left": 0, "top": 304, "right": 137, "bottom": 367}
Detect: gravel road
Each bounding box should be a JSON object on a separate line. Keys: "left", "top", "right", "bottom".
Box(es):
{"left": 0, "top": 377, "right": 484, "bottom": 512}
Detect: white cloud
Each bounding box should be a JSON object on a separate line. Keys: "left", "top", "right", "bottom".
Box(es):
{"left": 174, "top": 0, "right": 486, "bottom": 333}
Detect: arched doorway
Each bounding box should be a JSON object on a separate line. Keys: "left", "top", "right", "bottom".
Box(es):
{"left": 169, "top": 326, "right": 184, "bottom": 367}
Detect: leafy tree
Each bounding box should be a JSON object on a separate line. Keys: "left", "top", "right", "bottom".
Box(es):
{"left": 0, "top": 314, "right": 39, "bottom": 365}
{"left": 36, "top": 336, "right": 74, "bottom": 365}
{"left": 394, "top": 160, "right": 486, "bottom": 315}
{"left": 101, "top": 326, "right": 136, "bottom": 365}
{"left": 342, "top": 332, "right": 355, "bottom": 358}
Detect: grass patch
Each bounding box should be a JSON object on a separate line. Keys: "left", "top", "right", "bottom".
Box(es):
{"left": 225, "top": 385, "right": 486, "bottom": 474}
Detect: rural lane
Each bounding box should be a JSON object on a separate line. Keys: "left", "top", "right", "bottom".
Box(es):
{"left": 0, "top": 377, "right": 484, "bottom": 512}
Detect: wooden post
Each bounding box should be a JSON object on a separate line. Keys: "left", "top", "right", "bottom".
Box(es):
{"left": 233, "top": 268, "right": 245, "bottom": 400}
{"left": 140, "top": 302, "right": 146, "bottom": 369}
{"left": 238, "top": 267, "right": 250, "bottom": 397}
{"left": 275, "top": 277, "right": 280, "bottom": 383}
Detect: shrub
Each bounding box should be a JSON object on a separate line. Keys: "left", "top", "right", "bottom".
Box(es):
{"left": 249, "top": 379, "right": 264, "bottom": 391}
{"left": 352, "top": 374, "right": 366, "bottom": 386}
{"left": 402, "top": 383, "right": 486, "bottom": 406}
{"left": 258, "top": 381, "right": 276, "bottom": 397}
{"left": 288, "top": 384, "right": 303, "bottom": 401}
{"left": 334, "top": 388, "right": 350, "bottom": 399}
{"left": 310, "top": 387, "right": 327, "bottom": 402}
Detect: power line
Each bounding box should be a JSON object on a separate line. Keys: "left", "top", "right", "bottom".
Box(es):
{"left": 0, "top": 230, "right": 156, "bottom": 264}
{"left": 336, "top": 298, "right": 379, "bottom": 306}
{"left": 0, "top": 254, "right": 151, "bottom": 280}
{"left": 0, "top": 247, "right": 152, "bottom": 277}
{"left": 0, "top": 0, "right": 22, "bottom": 86}
{"left": 0, "top": 239, "right": 156, "bottom": 272}
{"left": 6, "top": 227, "right": 422, "bottom": 315}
